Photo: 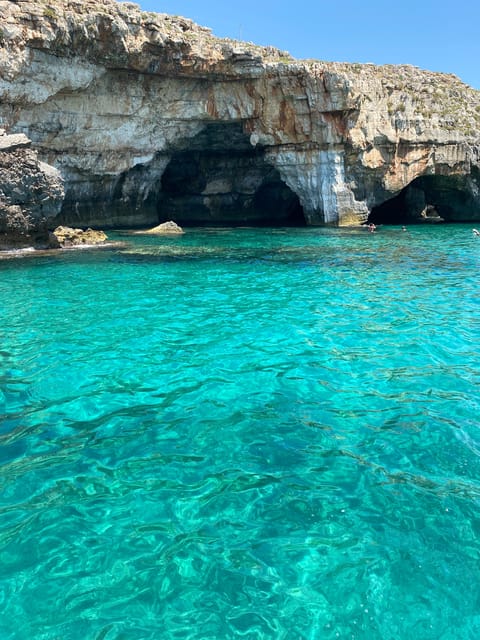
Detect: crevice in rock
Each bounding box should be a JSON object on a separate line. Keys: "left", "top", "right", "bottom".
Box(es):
{"left": 368, "top": 174, "right": 477, "bottom": 224}
{"left": 158, "top": 122, "right": 306, "bottom": 226}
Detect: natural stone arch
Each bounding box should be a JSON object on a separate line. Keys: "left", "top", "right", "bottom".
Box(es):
{"left": 368, "top": 173, "right": 480, "bottom": 224}
{"left": 157, "top": 122, "right": 306, "bottom": 226}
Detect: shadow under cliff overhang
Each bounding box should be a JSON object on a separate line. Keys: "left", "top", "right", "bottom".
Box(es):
{"left": 368, "top": 171, "right": 480, "bottom": 224}
{"left": 158, "top": 122, "right": 306, "bottom": 226}
{"left": 54, "top": 156, "right": 168, "bottom": 229}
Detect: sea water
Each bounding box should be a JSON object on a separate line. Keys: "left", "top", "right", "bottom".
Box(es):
{"left": 0, "top": 225, "right": 479, "bottom": 639}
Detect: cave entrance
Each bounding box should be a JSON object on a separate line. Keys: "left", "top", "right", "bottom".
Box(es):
{"left": 368, "top": 190, "right": 407, "bottom": 225}
{"left": 368, "top": 174, "right": 476, "bottom": 224}
{"left": 158, "top": 122, "right": 305, "bottom": 226}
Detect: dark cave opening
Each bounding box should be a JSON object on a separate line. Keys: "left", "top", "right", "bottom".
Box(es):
{"left": 368, "top": 174, "right": 476, "bottom": 225}
{"left": 158, "top": 122, "right": 306, "bottom": 226}
{"left": 369, "top": 190, "right": 408, "bottom": 225}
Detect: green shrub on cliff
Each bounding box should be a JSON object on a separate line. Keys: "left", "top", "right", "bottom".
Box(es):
{"left": 43, "top": 7, "right": 57, "bottom": 20}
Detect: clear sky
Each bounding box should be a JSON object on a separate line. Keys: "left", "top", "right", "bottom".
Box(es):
{"left": 135, "top": 0, "right": 479, "bottom": 90}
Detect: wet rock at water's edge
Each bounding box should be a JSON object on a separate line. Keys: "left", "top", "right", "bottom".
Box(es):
{"left": 1, "top": 0, "right": 480, "bottom": 227}
{"left": 141, "top": 221, "right": 184, "bottom": 235}
{"left": 51, "top": 226, "right": 108, "bottom": 247}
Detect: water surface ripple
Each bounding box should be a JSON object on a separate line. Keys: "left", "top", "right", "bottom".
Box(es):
{"left": 1, "top": 225, "right": 480, "bottom": 639}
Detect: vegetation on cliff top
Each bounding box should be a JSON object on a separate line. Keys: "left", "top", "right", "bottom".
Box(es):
{"left": 1, "top": 0, "right": 479, "bottom": 139}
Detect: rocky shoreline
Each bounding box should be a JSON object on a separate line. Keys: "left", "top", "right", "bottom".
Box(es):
{"left": 1, "top": 0, "right": 479, "bottom": 248}
{"left": 0, "top": 224, "right": 114, "bottom": 258}
{"left": 0, "top": 220, "right": 188, "bottom": 257}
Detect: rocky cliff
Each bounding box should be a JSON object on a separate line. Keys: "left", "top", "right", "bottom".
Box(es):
{"left": 0, "top": 129, "right": 63, "bottom": 248}
{"left": 1, "top": 0, "right": 479, "bottom": 236}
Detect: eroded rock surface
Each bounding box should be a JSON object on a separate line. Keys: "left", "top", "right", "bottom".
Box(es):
{"left": 142, "top": 221, "right": 184, "bottom": 234}
{"left": 0, "top": 131, "right": 64, "bottom": 248}
{"left": 0, "top": 0, "right": 479, "bottom": 228}
{"left": 52, "top": 226, "right": 108, "bottom": 247}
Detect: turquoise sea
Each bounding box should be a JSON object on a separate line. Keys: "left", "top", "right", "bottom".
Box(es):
{"left": 0, "top": 225, "right": 479, "bottom": 639}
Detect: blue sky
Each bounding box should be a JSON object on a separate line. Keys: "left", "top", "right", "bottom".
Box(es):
{"left": 135, "top": 0, "right": 479, "bottom": 89}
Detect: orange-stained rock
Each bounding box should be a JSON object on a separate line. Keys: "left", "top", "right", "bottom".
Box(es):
{"left": 0, "top": 0, "right": 479, "bottom": 228}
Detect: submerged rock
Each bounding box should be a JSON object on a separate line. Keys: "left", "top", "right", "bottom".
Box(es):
{"left": 52, "top": 226, "right": 108, "bottom": 247}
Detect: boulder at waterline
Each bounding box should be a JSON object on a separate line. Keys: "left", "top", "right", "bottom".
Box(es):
{"left": 52, "top": 226, "right": 108, "bottom": 247}
{"left": 141, "top": 221, "right": 185, "bottom": 235}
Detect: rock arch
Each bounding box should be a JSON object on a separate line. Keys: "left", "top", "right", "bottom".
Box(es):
{"left": 368, "top": 173, "right": 480, "bottom": 224}
{"left": 158, "top": 122, "right": 306, "bottom": 226}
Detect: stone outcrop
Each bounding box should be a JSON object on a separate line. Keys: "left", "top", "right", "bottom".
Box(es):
{"left": 51, "top": 225, "right": 108, "bottom": 247}
{"left": 0, "top": 0, "right": 479, "bottom": 229}
{"left": 141, "top": 221, "right": 184, "bottom": 234}
{"left": 0, "top": 129, "right": 64, "bottom": 248}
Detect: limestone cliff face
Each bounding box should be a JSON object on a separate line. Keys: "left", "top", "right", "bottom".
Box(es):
{"left": 1, "top": 0, "right": 479, "bottom": 229}
{"left": 0, "top": 130, "right": 64, "bottom": 248}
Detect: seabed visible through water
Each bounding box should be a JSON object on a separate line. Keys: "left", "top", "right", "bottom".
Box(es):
{"left": 0, "top": 224, "right": 479, "bottom": 639}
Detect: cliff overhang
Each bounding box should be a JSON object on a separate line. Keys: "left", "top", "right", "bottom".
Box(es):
{"left": 1, "top": 0, "right": 479, "bottom": 239}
